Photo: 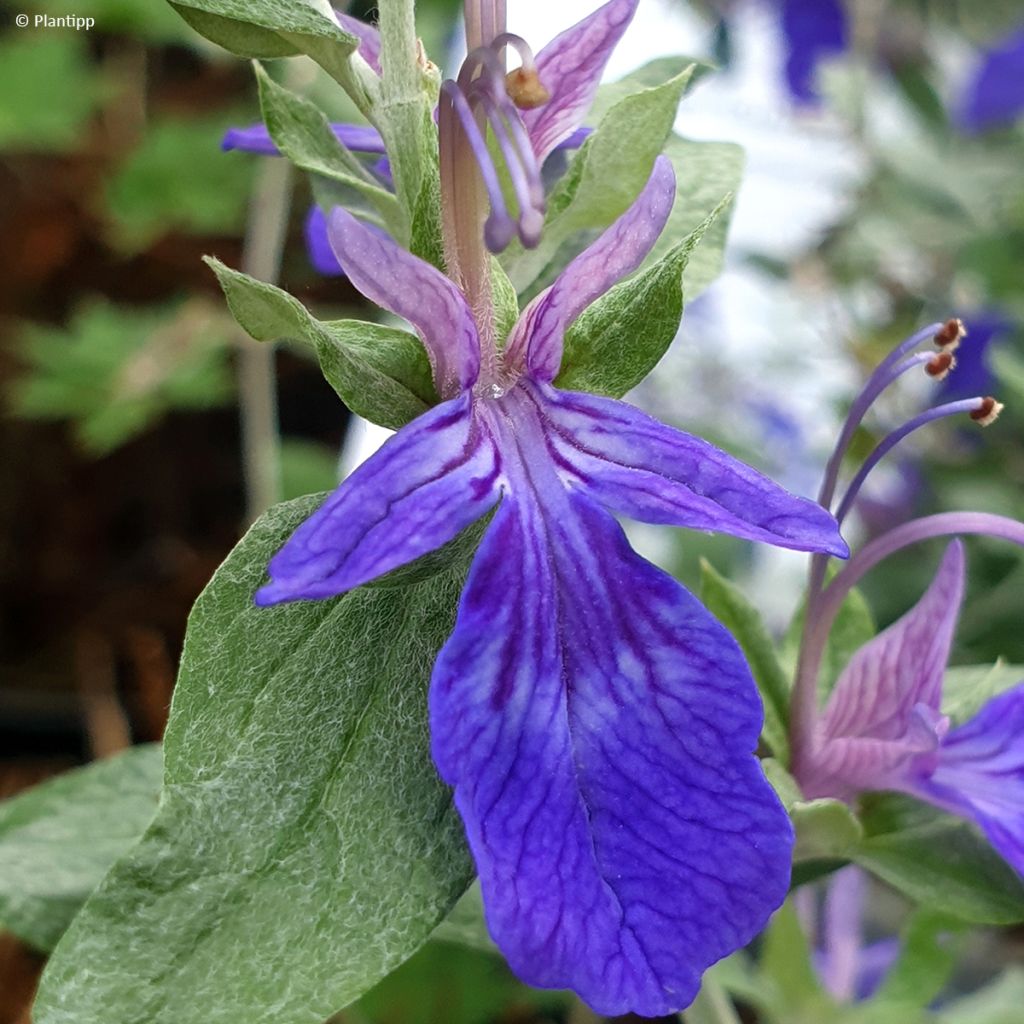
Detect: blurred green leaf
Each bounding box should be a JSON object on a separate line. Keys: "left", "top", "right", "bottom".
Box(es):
{"left": 9, "top": 298, "right": 234, "bottom": 455}
{"left": 279, "top": 438, "right": 339, "bottom": 500}
{"left": 207, "top": 257, "right": 437, "bottom": 428}
{"left": 942, "top": 659, "right": 1024, "bottom": 723}
{"left": 855, "top": 794, "right": 1024, "bottom": 924}
{"left": 760, "top": 901, "right": 835, "bottom": 1018}
{"left": 873, "top": 909, "right": 963, "bottom": 1010}
{"left": 30, "top": 0, "right": 194, "bottom": 42}
{"left": 106, "top": 115, "right": 254, "bottom": 250}
{"left": 939, "top": 969, "right": 1024, "bottom": 1024}
{"left": 432, "top": 882, "right": 495, "bottom": 954}
{"left": 34, "top": 494, "right": 477, "bottom": 1024}
{"left": 0, "top": 35, "right": 100, "bottom": 152}
{"left": 355, "top": 940, "right": 565, "bottom": 1024}
{"left": 782, "top": 584, "right": 876, "bottom": 698}
{"left": 0, "top": 746, "right": 162, "bottom": 953}
{"left": 700, "top": 559, "right": 791, "bottom": 762}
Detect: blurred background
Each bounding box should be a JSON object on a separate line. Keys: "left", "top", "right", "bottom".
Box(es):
{"left": 1, "top": 0, "right": 1022, "bottom": 1020}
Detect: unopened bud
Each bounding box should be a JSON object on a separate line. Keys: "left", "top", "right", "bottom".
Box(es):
{"left": 505, "top": 67, "right": 550, "bottom": 109}
{"left": 970, "top": 396, "right": 1004, "bottom": 426}
{"left": 925, "top": 351, "right": 956, "bottom": 380}
{"left": 934, "top": 318, "right": 966, "bottom": 350}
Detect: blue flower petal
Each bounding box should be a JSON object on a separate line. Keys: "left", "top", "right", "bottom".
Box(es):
{"left": 304, "top": 207, "right": 345, "bottom": 276}
{"left": 914, "top": 683, "right": 1024, "bottom": 874}
{"left": 958, "top": 28, "right": 1024, "bottom": 134}
{"left": 256, "top": 395, "right": 500, "bottom": 604}
{"left": 534, "top": 383, "right": 848, "bottom": 557}
{"left": 430, "top": 475, "right": 793, "bottom": 1015}
{"left": 779, "top": 0, "right": 847, "bottom": 104}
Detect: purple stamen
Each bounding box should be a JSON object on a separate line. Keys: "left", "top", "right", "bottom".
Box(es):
{"left": 818, "top": 323, "right": 944, "bottom": 513}
{"left": 834, "top": 397, "right": 991, "bottom": 526}
{"left": 440, "top": 80, "right": 517, "bottom": 253}
{"left": 473, "top": 91, "right": 546, "bottom": 247}
{"left": 443, "top": 39, "right": 547, "bottom": 255}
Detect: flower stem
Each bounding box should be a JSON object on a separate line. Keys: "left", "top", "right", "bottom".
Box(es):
{"left": 237, "top": 143, "right": 292, "bottom": 524}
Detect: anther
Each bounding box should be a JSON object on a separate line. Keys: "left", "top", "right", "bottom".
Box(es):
{"left": 925, "top": 352, "right": 956, "bottom": 380}
{"left": 934, "top": 318, "right": 966, "bottom": 350}
{"left": 970, "top": 396, "right": 1004, "bottom": 426}
{"left": 505, "top": 67, "right": 550, "bottom": 109}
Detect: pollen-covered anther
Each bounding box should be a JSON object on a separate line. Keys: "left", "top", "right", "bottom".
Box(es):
{"left": 925, "top": 351, "right": 956, "bottom": 380}
{"left": 505, "top": 67, "right": 551, "bottom": 109}
{"left": 970, "top": 396, "right": 1004, "bottom": 426}
{"left": 934, "top": 318, "right": 967, "bottom": 350}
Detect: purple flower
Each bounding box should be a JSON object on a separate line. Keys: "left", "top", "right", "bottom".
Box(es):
{"left": 798, "top": 540, "right": 1024, "bottom": 874}
{"left": 777, "top": 0, "right": 848, "bottom": 104}
{"left": 255, "top": 155, "right": 847, "bottom": 1014}
{"left": 957, "top": 28, "right": 1024, "bottom": 134}
{"left": 223, "top": 1, "right": 625, "bottom": 271}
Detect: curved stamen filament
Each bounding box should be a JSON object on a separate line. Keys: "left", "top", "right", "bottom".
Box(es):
{"left": 834, "top": 397, "right": 993, "bottom": 526}
{"left": 818, "top": 324, "right": 944, "bottom": 512}
{"left": 440, "top": 80, "right": 517, "bottom": 253}
{"left": 474, "top": 92, "right": 544, "bottom": 246}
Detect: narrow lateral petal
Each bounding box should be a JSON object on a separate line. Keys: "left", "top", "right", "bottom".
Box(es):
{"left": 335, "top": 12, "right": 382, "bottom": 75}
{"left": 255, "top": 396, "right": 500, "bottom": 604}
{"left": 521, "top": 0, "right": 639, "bottom": 162}
{"left": 221, "top": 122, "right": 386, "bottom": 156}
{"left": 799, "top": 543, "right": 964, "bottom": 798}
{"left": 430, "top": 479, "right": 793, "bottom": 1015}
{"left": 327, "top": 209, "right": 481, "bottom": 396}
{"left": 911, "top": 683, "right": 1024, "bottom": 874}
{"left": 506, "top": 156, "right": 675, "bottom": 381}
{"left": 531, "top": 383, "right": 847, "bottom": 556}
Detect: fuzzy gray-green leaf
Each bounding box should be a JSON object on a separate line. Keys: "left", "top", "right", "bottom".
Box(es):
{"left": 555, "top": 196, "right": 732, "bottom": 397}
{"left": 207, "top": 257, "right": 437, "bottom": 428}
{"left": 34, "top": 494, "right": 476, "bottom": 1024}
{"left": 254, "top": 63, "right": 400, "bottom": 232}
{"left": 505, "top": 66, "right": 697, "bottom": 292}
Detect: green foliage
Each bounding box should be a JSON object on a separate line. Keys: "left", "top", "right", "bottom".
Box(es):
{"left": 356, "top": 941, "right": 564, "bottom": 1024}
{"left": 939, "top": 970, "right": 1024, "bottom": 1024}
{"left": 942, "top": 660, "right": 1024, "bottom": 723}
{"left": 9, "top": 298, "right": 234, "bottom": 455}
{"left": 503, "top": 64, "right": 699, "bottom": 292}
{"left": 873, "top": 910, "right": 963, "bottom": 1010}
{"left": 782, "top": 583, "right": 877, "bottom": 698}
{"left": 279, "top": 438, "right": 340, "bottom": 500}
{"left": 555, "top": 195, "right": 732, "bottom": 397}
{"left": 167, "top": 0, "right": 372, "bottom": 112}
{"left": 759, "top": 901, "right": 834, "bottom": 1019}
{"left": 29, "top": 0, "right": 195, "bottom": 42}
{"left": 699, "top": 559, "right": 791, "bottom": 762}
{"left": 0, "top": 746, "right": 162, "bottom": 953}
{"left": 106, "top": 115, "right": 254, "bottom": 251}
{"left": 0, "top": 35, "right": 101, "bottom": 152}
{"left": 207, "top": 257, "right": 437, "bottom": 428}
{"left": 34, "top": 494, "right": 478, "bottom": 1024}
{"left": 652, "top": 134, "right": 744, "bottom": 297}
{"left": 855, "top": 794, "right": 1024, "bottom": 924}
{"left": 253, "top": 62, "right": 401, "bottom": 232}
